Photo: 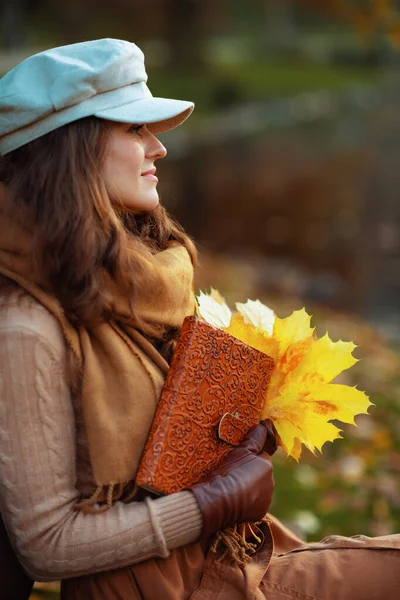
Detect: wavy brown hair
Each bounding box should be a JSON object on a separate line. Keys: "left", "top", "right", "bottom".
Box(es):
{"left": 0, "top": 117, "right": 197, "bottom": 338}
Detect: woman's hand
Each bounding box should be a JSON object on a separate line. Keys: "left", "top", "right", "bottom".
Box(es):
{"left": 190, "top": 420, "right": 276, "bottom": 540}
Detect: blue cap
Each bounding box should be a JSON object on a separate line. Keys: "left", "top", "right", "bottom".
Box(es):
{"left": 0, "top": 38, "right": 194, "bottom": 155}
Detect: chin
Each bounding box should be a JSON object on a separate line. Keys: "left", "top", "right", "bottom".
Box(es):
{"left": 136, "top": 197, "right": 160, "bottom": 212}
{"left": 116, "top": 195, "right": 160, "bottom": 213}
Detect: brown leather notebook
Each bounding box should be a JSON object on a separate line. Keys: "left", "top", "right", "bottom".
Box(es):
{"left": 136, "top": 316, "right": 275, "bottom": 496}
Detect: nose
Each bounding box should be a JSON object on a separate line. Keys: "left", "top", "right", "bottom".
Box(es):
{"left": 146, "top": 130, "right": 167, "bottom": 160}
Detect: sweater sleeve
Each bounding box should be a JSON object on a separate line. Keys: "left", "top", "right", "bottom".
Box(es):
{"left": 0, "top": 326, "right": 202, "bottom": 582}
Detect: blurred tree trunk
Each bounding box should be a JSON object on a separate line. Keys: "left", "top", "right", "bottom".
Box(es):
{"left": 163, "top": 0, "right": 204, "bottom": 69}
{"left": 0, "top": 0, "right": 39, "bottom": 48}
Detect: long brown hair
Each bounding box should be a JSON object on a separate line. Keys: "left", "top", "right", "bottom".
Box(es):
{"left": 0, "top": 117, "right": 197, "bottom": 335}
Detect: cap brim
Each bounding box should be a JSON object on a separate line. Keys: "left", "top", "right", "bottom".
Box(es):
{"left": 94, "top": 97, "right": 194, "bottom": 133}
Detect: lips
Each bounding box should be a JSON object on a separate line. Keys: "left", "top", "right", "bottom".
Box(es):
{"left": 141, "top": 167, "right": 158, "bottom": 181}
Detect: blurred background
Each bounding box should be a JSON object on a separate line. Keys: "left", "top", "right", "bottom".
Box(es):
{"left": 1, "top": 1, "right": 400, "bottom": 597}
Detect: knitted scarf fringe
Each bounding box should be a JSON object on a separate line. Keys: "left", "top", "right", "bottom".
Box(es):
{"left": 74, "top": 482, "right": 138, "bottom": 514}
{"left": 210, "top": 517, "right": 269, "bottom": 569}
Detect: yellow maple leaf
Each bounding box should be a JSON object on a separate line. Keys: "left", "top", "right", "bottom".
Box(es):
{"left": 225, "top": 313, "right": 279, "bottom": 358}
{"left": 290, "top": 333, "right": 358, "bottom": 385}
{"left": 273, "top": 308, "right": 314, "bottom": 354}
{"left": 263, "top": 313, "right": 371, "bottom": 459}
{"left": 271, "top": 408, "right": 343, "bottom": 460}
{"left": 196, "top": 291, "right": 372, "bottom": 460}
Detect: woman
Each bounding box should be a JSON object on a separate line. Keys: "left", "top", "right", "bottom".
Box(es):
{"left": 0, "top": 39, "right": 398, "bottom": 600}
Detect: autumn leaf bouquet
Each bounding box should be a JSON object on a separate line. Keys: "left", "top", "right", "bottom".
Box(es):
{"left": 196, "top": 290, "right": 372, "bottom": 460}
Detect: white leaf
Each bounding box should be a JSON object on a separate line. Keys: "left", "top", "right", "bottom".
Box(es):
{"left": 196, "top": 291, "right": 232, "bottom": 328}
{"left": 236, "top": 299, "right": 275, "bottom": 335}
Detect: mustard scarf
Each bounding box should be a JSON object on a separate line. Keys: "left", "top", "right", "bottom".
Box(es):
{"left": 0, "top": 201, "right": 195, "bottom": 509}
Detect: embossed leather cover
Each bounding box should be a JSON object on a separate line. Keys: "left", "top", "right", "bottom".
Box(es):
{"left": 136, "top": 316, "right": 275, "bottom": 496}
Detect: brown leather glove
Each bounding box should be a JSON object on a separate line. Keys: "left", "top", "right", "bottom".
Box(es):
{"left": 190, "top": 420, "right": 276, "bottom": 540}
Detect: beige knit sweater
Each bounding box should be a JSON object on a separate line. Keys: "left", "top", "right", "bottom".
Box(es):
{"left": 0, "top": 291, "right": 203, "bottom": 582}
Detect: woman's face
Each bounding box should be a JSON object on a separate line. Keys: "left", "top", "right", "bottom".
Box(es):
{"left": 103, "top": 121, "right": 167, "bottom": 212}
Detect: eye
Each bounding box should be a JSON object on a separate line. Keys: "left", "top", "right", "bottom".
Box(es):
{"left": 128, "top": 124, "right": 144, "bottom": 136}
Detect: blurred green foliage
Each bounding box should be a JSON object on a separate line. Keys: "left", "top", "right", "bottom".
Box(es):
{"left": 149, "top": 59, "right": 382, "bottom": 120}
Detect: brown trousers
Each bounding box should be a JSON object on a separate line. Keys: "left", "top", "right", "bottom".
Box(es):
{"left": 61, "top": 515, "right": 400, "bottom": 600}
